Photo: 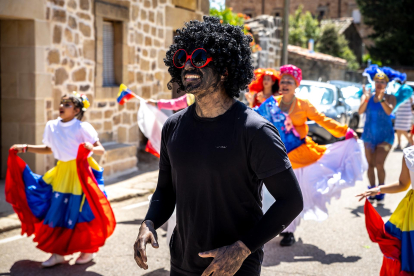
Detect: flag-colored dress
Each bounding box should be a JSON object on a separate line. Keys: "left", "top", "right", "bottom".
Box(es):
{"left": 5, "top": 118, "right": 115, "bottom": 255}
{"left": 257, "top": 96, "right": 367, "bottom": 233}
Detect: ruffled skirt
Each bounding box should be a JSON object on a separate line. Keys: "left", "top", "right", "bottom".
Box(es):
{"left": 5, "top": 147, "right": 116, "bottom": 255}
{"left": 263, "top": 139, "right": 367, "bottom": 233}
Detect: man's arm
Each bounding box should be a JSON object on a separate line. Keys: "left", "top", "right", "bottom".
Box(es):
{"left": 240, "top": 167, "right": 303, "bottom": 251}
{"left": 133, "top": 169, "right": 176, "bottom": 270}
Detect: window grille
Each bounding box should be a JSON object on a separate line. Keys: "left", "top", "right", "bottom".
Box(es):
{"left": 103, "top": 21, "right": 116, "bottom": 86}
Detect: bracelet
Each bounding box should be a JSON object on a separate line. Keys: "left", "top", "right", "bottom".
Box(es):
{"left": 380, "top": 98, "right": 386, "bottom": 103}
{"left": 22, "top": 144, "right": 28, "bottom": 153}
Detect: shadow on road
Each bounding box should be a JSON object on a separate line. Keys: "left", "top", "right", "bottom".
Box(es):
{"left": 263, "top": 238, "right": 361, "bottom": 266}
{"left": 117, "top": 219, "right": 144, "bottom": 225}
{"left": 348, "top": 203, "right": 392, "bottom": 218}
{"left": 143, "top": 268, "right": 170, "bottom": 275}
{"left": 8, "top": 260, "right": 102, "bottom": 276}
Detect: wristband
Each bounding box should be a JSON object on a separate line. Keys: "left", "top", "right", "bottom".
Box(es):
{"left": 22, "top": 144, "right": 28, "bottom": 153}
{"left": 377, "top": 186, "right": 381, "bottom": 193}
{"left": 380, "top": 98, "right": 386, "bottom": 103}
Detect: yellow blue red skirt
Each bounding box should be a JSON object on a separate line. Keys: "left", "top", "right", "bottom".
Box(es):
{"left": 385, "top": 189, "right": 414, "bottom": 273}
{"left": 5, "top": 146, "right": 116, "bottom": 255}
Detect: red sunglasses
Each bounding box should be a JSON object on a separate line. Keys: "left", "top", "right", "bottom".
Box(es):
{"left": 173, "top": 48, "right": 213, "bottom": 69}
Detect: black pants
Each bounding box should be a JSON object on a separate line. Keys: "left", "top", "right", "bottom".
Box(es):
{"left": 170, "top": 250, "right": 262, "bottom": 276}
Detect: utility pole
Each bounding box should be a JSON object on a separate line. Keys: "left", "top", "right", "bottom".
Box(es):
{"left": 338, "top": 0, "right": 342, "bottom": 18}
{"left": 281, "top": 0, "right": 289, "bottom": 65}
{"left": 262, "top": 0, "right": 265, "bottom": 15}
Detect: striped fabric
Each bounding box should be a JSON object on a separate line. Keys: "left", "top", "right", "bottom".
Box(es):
{"left": 395, "top": 100, "right": 412, "bottom": 131}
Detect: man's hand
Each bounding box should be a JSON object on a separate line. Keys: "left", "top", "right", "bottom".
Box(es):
{"left": 133, "top": 220, "right": 159, "bottom": 270}
{"left": 199, "top": 240, "right": 251, "bottom": 276}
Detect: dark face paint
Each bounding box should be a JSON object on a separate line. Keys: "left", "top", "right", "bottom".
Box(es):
{"left": 180, "top": 47, "right": 223, "bottom": 99}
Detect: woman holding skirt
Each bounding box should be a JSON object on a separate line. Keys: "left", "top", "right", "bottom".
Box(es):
{"left": 6, "top": 92, "right": 116, "bottom": 267}
{"left": 256, "top": 65, "right": 367, "bottom": 246}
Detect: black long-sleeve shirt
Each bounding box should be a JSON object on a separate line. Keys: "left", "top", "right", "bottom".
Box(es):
{"left": 145, "top": 101, "right": 303, "bottom": 276}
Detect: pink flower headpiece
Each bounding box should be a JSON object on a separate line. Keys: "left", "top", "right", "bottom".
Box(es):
{"left": 280, "top": 64, "right": 302, "bottom": 86}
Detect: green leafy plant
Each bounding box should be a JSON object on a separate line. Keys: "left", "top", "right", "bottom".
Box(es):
{"left": 317, "top": 24, "right": 359, "bottom": 70}
{"left": 289, "top": 5, "right": 320, "bottom": 48}
{"left": 210, "top": 6, "right": 261, "bottom": 52}
{"left": 356, "top": 0, "right": 414, "bottom": 66}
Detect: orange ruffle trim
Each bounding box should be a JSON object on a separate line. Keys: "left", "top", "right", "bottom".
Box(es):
{"left": 288, "top": 137, "right": 327, "bottom": 169}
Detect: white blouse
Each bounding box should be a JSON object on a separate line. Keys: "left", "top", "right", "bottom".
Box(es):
{"left": 42, "top": 118, "right": 99, "bottom": 162}
{"left": 403, "top": 146, "right": 414, "bottom": 189}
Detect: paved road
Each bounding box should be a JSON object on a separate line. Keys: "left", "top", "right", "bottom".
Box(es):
{"left": 0, "top": 143, "right": 408, "bottom": 276}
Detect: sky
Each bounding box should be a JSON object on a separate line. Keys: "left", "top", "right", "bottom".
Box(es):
{"left": 210, "top": 0, "right": 225, "bottom": 10}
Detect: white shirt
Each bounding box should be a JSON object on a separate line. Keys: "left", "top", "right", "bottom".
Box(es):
{"left": 403, "top": 146, "right": 414, "bottom": 189}
{"left": 43, "top": 118, "right": 99, "bottom": 162}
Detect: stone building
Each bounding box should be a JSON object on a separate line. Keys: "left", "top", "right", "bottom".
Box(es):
{"left": 287, "top": 45, "right": 349, "bottom": 82}
{"left": 0, "top": 0, "right": 209, "bottom": 177}
{"left": 245, "top": 15, "right": 282, "bottom": 69}
{"left": 225, "top": 0, "right": 373, "bottom": 48}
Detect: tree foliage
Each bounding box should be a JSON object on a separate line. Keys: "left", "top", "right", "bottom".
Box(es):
{"left": 289, "top": 5, "right": 320, "bottom": 47}
{"left": 356, "top": 0, "right": 414, "bottom": 66}
{"left": 210, "top": 6, "right": 261, "bottom": 52}
{"left": 316, "top": 24, "right": 359, "bottom": 70}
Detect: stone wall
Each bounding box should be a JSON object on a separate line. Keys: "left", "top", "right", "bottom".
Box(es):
{"left": 287, "top": 45, "right": 348, "bottom": 82}
{"left": 0, "top": 0, "right": 208, "bottom": 176}
{"left": 245, "top": 15, "right": 282, "bottom": 69}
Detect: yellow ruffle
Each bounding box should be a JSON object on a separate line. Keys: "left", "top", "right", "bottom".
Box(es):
{"left": 388, "top": 189, "right": 414, "bottom": 232}
{"left": 42, "top": 157, "right": 101, "bottom": 195}
{"left": 288, "top": 137, "right": 327, "bottom": 169}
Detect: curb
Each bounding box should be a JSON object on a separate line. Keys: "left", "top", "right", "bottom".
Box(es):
{"left": 0, "top": 189, "right": 152, "bottom": 234}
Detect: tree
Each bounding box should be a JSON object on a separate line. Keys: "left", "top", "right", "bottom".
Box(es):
{"left": 210, "top": 6, "right": 262, "bottom": 52}
{"left": 289, "top": 5, "right": 320, "bottom": 48}
{"left": 316, "top": 24, "right": 359, "bottom": 70}
{"left": 356, "top": 0, "right": 414, "bottom": 66}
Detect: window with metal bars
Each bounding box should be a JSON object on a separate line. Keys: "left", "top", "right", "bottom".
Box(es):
{"left": 103, "top": 21, "right": 116, "bottom": 86}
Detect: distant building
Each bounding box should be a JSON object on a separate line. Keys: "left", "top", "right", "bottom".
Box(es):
{"left": 0, "top": 0, "right": 209, "bottom": 177}
{"left": 321, "top": 17, "right": 363, "bottom": 64}
{"left": 225, "top": 0, "right": 373, "bottom": 49}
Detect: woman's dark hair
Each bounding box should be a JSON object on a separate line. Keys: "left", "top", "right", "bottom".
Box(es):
{"left": 164, "top": 16, "right": 254, "bottom": 98}
{"left": 62, "top": 94, "right": 85, "bottom": 120}
{"left": 272, "top": 81, "right": 280, "bottom": 95}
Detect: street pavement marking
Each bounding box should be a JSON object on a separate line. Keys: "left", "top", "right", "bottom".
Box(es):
{"left": 122, "top": 201, "right": 150, "bottom": 210}
{"left": 0, "top": 235, "right": 25, "bottom": 244}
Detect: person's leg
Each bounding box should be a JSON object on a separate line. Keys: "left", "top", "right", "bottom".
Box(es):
{"left": 374, "top": 143, "right": 392, "bottom": 201}
{"left": 375, "top": 143, "right": 391, "bottom": 185}
{"left": 402, "top": 130, "right": 411, "bottom": 147}
{"left": 364, "top": 144, "right": 376, "bottom": 187}
{"left": 395, "top": 130, "right": 402, "bottom": 150}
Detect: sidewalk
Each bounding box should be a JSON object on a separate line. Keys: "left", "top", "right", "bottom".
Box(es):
{"left": 0, "top": 169, "right": 159, "bottom": 233}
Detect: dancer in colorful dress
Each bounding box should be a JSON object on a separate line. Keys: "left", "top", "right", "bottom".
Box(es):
{"left": 257, "top": 64, "right": 366, "bottom": 246}
{"left": 6, "top": 92, "right": 115, "bottom": 267}
{"left": 245, "top": 68, "right": 280, "bottom": 108}
{"left": 359, "top": 67, "right": 398, "bottom": 202}
{"left": 357, "top": 146, "right": 414, "bottom": 274}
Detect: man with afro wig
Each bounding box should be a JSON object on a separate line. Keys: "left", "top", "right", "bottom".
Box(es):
{"left": 134, "top": 16, "right": 303, "bottom": 276}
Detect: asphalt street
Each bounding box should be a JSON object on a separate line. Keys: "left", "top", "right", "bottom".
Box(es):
{"left": 0, "top": 141, "right": 408, "bottom": 276}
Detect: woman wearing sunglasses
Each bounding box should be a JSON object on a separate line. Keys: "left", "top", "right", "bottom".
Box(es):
{"left": 256, "top": 64, "right": 366, "bottom": 247}
{"left": 246, "top": 68, "right": 281, "bottom": 108}
{"left": 7, "top": 93, "right": 115, "bottom": 267}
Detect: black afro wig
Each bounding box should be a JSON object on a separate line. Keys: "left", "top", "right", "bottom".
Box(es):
{"left": 164, "top": 16, "right": 254, "bottom": 98}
